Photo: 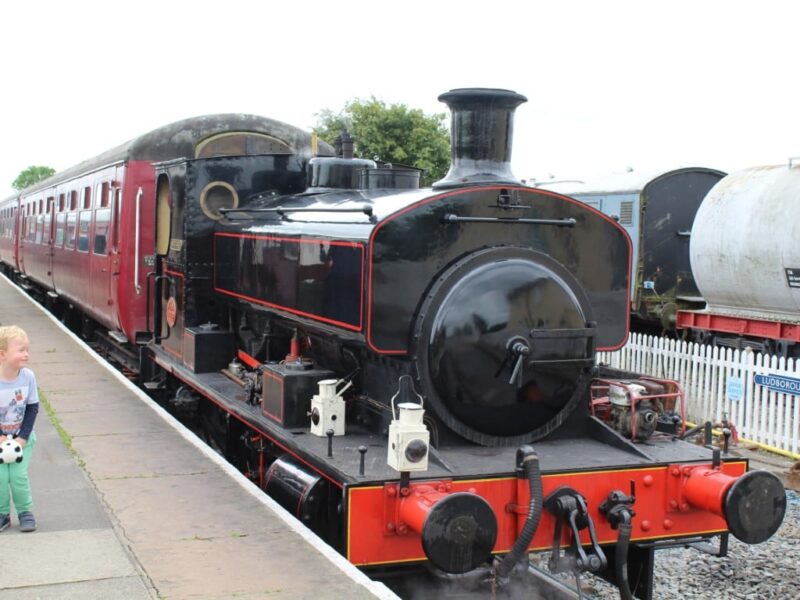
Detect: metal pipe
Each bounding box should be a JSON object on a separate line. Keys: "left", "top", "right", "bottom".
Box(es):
{"left": 493, "top": 446, "right": 542, "bottom": 582}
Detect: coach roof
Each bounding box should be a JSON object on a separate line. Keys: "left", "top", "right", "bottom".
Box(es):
{"left": 18, "top": 114, "right": 332, "bottom": 195}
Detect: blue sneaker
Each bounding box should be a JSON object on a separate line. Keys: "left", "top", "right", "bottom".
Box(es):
{"left": 18, "top": 511, "right": 36, "bottom": 532}
{"left": 0, "top": 514, "right": 9, "bottom": 532}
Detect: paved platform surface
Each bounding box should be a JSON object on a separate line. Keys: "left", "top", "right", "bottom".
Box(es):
{"left": 0, "top": 275, "right": 396, "bottom": 600}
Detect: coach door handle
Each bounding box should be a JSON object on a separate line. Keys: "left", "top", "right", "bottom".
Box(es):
{"left": 134, "top": 186, "right": 143, "bottom": 294}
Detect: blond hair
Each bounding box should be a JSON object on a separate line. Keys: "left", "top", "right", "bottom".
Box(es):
{"left": 0, "top": 325, "right": 28, "bottom": 351}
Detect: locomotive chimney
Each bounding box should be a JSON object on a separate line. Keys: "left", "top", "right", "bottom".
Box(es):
{"left": 433, "top": 87, "right": 527, "bottom": 189}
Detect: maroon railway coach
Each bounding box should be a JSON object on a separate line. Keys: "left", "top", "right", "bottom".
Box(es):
{"left": 0, "top": 115, "right": 329, "bottom": 363}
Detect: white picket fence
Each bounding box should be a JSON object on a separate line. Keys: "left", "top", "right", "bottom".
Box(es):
{"left": 597, "top": 333, "right": 800, "bottom": 456}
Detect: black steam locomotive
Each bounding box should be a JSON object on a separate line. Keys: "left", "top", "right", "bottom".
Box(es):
{"left": 143, "top": 88, "right": 785, "bottom": 599}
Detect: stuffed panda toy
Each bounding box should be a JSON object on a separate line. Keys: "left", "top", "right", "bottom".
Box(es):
{"left": 0, "top": 439, "right": 23, "bottom": 464}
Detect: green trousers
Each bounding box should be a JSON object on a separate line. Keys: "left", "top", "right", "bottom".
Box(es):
{"left": 0, "top": 431, "right": 36, "bottom": 515}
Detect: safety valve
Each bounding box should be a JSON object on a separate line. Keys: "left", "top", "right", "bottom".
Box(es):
{"left": 387, "top": 376, "right": 430, "bottom": 472}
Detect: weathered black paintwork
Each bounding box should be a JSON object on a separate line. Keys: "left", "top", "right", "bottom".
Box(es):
{"left": 215, "top": 233, "right": 364, "bottom": 330}
{"left": 149, "top": 88, "right": 629, "bottom": 448}
{"left": 17, "top": 114, "right": 333, "bottom": 197}
{"left": 369, "top": 186, "right": 629, "bottom": 352}
{"left": 156, "top": 154, "right": 309, "bottom": 354}
{"left": 261, "top": 362, "right": 334, "bottom": 428}
{"left": 639, "top": 169, "right": 725, "bottom": 311}
{"left": 216, "top": 185, "right": 629, "bottom": 348}
{"left": 433, "top": 88, "right": 527, "bottom": 188}
{"left": 213, "top": 182, "right": 629, "bottom": 446}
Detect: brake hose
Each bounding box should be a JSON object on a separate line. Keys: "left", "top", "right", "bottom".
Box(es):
{"left": 493, "top": 446, "right": 543, "bottom": 582}
{"left": 615, "top": 511, "right": 635, "bottom": 600}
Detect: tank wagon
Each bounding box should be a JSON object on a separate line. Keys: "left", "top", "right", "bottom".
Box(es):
{"left": 539, "top": 168, "right": 725, "bottom": 332}
{"left": 677, "top": 161, "right": 800, "bottom": 356}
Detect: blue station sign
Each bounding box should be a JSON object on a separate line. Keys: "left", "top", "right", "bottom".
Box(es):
{"left": 753, "top": 373, "right": 800, "bottom": 396}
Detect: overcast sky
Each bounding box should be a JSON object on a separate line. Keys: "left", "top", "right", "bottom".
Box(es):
{"left": 2, "top": 1, "right": 798, "bottom": 197}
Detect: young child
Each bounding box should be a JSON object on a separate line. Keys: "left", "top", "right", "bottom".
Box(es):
{"left": 0, "top": 325, "right": 39, "bottom": 533}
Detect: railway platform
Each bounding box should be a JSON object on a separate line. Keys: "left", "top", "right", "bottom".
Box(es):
{"left": 0, "top": 275, "right": 396, "bottom": 600}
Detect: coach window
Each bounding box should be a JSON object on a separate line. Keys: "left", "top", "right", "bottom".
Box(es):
{"left": 83, "top": 186, "right": 92, "bottom": 209}
{"left": 43, "top": 200, "right": 52, "bottom": 244}
{"left": 69, "top": 191, "right": 78, "bottom": 211}
{"left": 112, "top": 187, "right": 121, "bottom": 251}
{"left": 55, "top": 212, "right": 65, "bottom": 247}
{"left": 27, "top": 204, "right": 35, "bottom": 241}
{"left": 93, "top": 208, "right": 110, "bottom": 255}
{"left": 65, "top": 212, "right": 77, "bottom": 250}
{"left": 77, "top": 210, "right": 91, "bottom": 252}
{"left": 58, "top": 194, "right": 65, "bottom": 212}
{"left": 35, "top": 214, "right": 43, "bottom": 243}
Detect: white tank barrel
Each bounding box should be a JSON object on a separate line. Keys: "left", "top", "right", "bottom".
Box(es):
{"left": 690, "top": 164, "right": 800, "bottom": 319}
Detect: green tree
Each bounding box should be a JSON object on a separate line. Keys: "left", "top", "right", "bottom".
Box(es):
{"left": 13, "top": 166, "right": 56, "bottom": 191}
{"left": 314, "top": 98, "right": 450, "bottom": 186}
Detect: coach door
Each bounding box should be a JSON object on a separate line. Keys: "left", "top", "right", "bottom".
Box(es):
{"left": 90, "top": 183, "right": 114, "bottom": 317}
{"left": 155, "top": 175, "right": 184, "bottom": 358}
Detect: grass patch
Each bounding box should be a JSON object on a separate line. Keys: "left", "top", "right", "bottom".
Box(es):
{"left": 39, "top": 389, "right": 85, "bottom": 467}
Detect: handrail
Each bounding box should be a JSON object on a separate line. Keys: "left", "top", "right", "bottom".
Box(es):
{"left": 134, "top": 187, "right": 143, "bottom": 294}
